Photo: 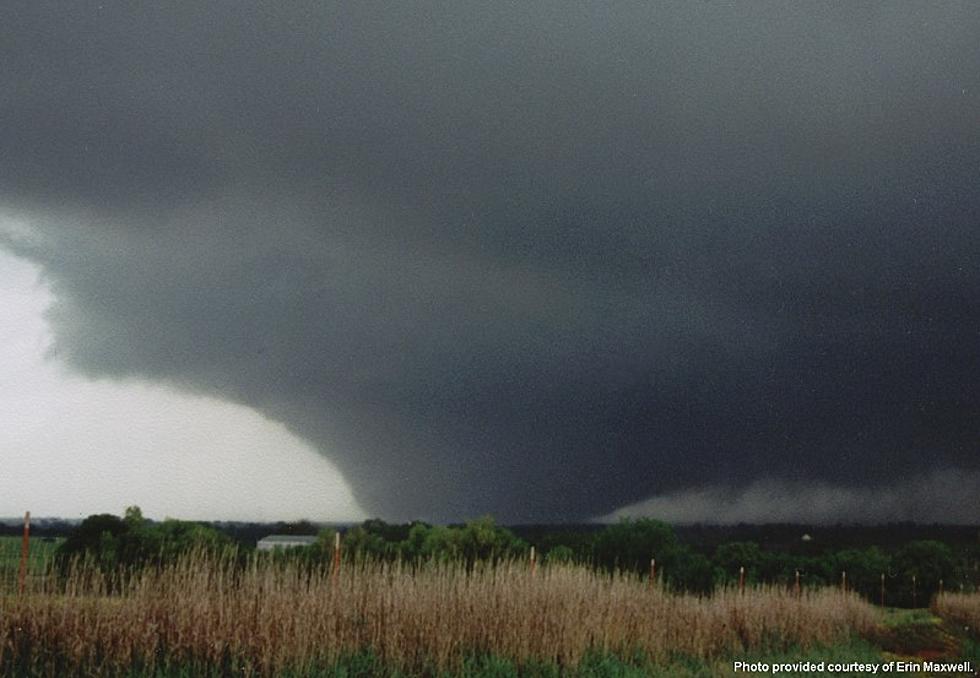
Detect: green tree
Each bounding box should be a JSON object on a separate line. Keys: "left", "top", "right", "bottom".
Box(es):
{"left": 669, "top": 548, "right": 717, "bottom": 594}
{"left": 593, "top": 518, "right": 681, "bottom": 574}
{"left": 124, "top": 505, "right": 146, "bottom": 528}
{"left": 342, "top": 525, "right": 388, "bottom": 559}
{"left": 420, "top": 525, "right": 464, "bottom": 562}
{"left": 153, "top": 519, "right": 232, "bottom": 561}
{"left": 459, "top": 516, "right": 525, "bottom": 563}
{"left": 57, "top": 513, "right": 128, "bottom": 571}
{"left": 714, "top": 542, "right": 763, "bottom": 585}
{"left": 57, "top": 508, "right": 233, "bottom": 573}
{"left": 400, "top": 522, "right": 432, "bottom": 561}
{"left": 545, "top": 545, "right": 575, "bottom": 565}
{"left": 832, "top": 547, "right": 891, "bottom": 599}
{"left": 893, "top": 540, "right": 955, "bottom": 606}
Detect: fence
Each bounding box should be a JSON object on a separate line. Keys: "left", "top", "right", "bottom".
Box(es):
{"left": 0, "top": 513, "right": 59, "bottom": 594}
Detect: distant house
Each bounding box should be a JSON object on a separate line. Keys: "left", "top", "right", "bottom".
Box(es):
{"left": 256, "top": 535, "right": 318, "bottom": 551}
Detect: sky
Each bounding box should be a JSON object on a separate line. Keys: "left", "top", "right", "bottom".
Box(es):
{"left": 1, "top": 3, "right": 979, "bottom": 524}
{"left": 0, "top": 248, "right": 366, "bottom": 522}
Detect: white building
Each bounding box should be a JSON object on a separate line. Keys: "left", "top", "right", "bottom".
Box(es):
{"left": 256, "top": 535, "right": 318, "bottom": 551}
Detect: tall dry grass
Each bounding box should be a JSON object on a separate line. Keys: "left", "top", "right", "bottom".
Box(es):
{"left": 933, "top": 592, "right": 980, "bottom": 637}
{"left": 0, "top": 551, "right": 879, "bottom": 675}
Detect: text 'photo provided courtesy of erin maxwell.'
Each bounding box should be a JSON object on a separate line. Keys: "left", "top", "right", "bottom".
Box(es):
{"left": 733, "top": 659, "right": 977, "bottom": 675}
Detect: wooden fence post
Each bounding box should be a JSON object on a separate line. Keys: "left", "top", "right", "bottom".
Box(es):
{"left": 880, "top": 573, "right": 885, "bottom": 607}
{"left": 739, "top": 566, "right": 745, "bottom": 595}
{"left": 912, "top": 574, "right": 917, "bottom": 608}
{"left": 530, "top": 546, "right": 536, "bottom": 576}
{"left": 331, "top": 531, "right": 341, "bottom": 583}
{"left": 18, "top": 511, "right": 30, "bottom": 595}
{"left": 794, "top": 569, "right": 801, "bottom": 598}
{"left": 841, "top": 570, "right": 846, "bottom": 594}
{"left": 649, "top": 558, "right": 656, "bottom": 587}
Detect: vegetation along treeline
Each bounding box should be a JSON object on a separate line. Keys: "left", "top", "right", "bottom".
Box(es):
{"left": 4, "top": 549, "right": 885, "bottom": 676}
{"left": 49, "top": 508, "right": 980, "bottom": 608}
{"left": 3, "top": 508, "right": 978, "bottom": 675}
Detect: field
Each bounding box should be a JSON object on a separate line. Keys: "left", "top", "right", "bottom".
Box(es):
{"left": 1, "top": 528, "right": 978, "bottom": 676}
{"left": 933, "top": 593, "right": 980, "bottom": 640}
{"left": 0, "top": 535, "right": 61, "bottom": 591}
{"left": 2, "top": 550, "right": 977, "bottom": 677}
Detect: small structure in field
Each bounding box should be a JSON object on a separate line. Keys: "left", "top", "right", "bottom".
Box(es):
{"left": 256, "top": 535, "right": 318, "bottom": 551}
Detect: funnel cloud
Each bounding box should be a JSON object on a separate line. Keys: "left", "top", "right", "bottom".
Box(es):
{"left": 2, "top": 3, "right": 979, "bottom": 522}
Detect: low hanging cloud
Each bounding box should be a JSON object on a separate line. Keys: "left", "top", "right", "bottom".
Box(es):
{"left": 601, "top": 470, "right": 980, "bottom": 525}
{"left": 1, "top": 4, "right": 979, "bottom": 522}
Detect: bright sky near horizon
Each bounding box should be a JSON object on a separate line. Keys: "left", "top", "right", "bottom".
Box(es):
{"left": 0, "top": 248, "right": 367, "bottom": 522}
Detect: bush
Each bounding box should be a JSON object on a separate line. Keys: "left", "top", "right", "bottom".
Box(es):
{"left": 56, "top": 507, "right": 234, "bottom": 573}
{"left": 593, "top": 518, "right": 680, "bottom": 575}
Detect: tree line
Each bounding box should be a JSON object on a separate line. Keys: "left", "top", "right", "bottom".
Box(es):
{"left": 54, "top": 508, "right": 979, "bottom": 607}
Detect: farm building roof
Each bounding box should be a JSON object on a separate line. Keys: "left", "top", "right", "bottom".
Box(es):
{"left": 256, "top": 535, "right": 319, "bottom": 550}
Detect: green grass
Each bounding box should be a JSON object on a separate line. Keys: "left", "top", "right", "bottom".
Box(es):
{"left": 0, "top": 535, "right": 61, "bottom": 590}
{"left": 3, "top": 640, "right": 898, "bottom": 678}
{"left": 881, "top": 607, "right": 940, "bottom": 628}
{"left": 1, "top": 626, "right": 970, "bottom": 677}
{"left": 963, "top": 637, "right": 980, "bottom": 666}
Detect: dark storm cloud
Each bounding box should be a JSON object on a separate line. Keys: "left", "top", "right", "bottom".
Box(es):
{"left": 2, "top": 2, "right": 979, "bottom": 522}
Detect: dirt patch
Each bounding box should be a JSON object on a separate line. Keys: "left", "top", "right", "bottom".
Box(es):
{"left": 870, "top": 614, "right": 963, "bottom": 662}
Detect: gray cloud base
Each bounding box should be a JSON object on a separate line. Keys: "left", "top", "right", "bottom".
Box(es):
{"left": 603, "top": 470, "right": 980, "bottom": 525}
{"left": 2, "top": 3, "right": 979, "bottom": 522}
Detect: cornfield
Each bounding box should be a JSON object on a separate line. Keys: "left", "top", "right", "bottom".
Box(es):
{"left": 0, "top": 551, "right": 879, "bottom": 675}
